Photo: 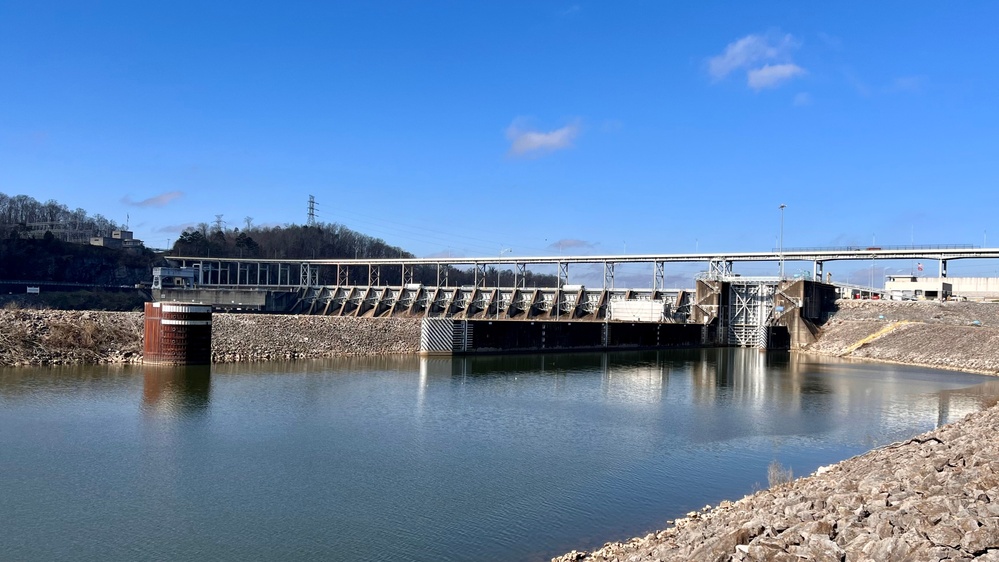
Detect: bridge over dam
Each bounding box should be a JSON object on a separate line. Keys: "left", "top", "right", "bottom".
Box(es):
{"left": 153, "top": 246, "right": 996, "bottom": 352}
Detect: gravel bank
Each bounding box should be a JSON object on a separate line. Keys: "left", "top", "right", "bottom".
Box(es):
{"left": 210, "top": 314, "right": 420, "bottom": 362}
{"left": 0, "top": 309, "right": 420, "bottom": 366}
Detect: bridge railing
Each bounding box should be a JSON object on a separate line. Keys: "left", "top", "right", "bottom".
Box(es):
{"left": 773, "top": 244, "right": 976, "bottom": 252}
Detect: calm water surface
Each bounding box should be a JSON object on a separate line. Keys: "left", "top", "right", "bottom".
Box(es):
{"left": 2, "top": 349, "right": 998, "bottom": 562}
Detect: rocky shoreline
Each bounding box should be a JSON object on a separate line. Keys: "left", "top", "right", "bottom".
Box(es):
{"left": 0, "top": 309, "right": 421, "bottom": 366}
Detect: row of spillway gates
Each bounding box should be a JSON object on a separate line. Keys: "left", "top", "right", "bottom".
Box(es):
{"left": 154, "top": 264, "right": 840, "bottom": 352}
{"left": 413, "top": 277, "right": 836, "bottom": 354}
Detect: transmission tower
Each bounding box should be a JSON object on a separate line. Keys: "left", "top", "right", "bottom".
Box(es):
{"left": 213, "top": 214, "right": 225, "bottom": 232}
{"left": 307, "top": 195, "right": 317, "bottom": 227}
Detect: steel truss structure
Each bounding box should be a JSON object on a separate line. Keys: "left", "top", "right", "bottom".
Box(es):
{"left": 166, "top": 244, "right": 999, "bottom": 292}
{"left": 727, "top": 280, "right": 777, "bottom": 348}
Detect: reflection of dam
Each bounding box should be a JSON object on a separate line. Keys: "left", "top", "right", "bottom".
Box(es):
{"left": 142, "top": 366, "right": 212, "bottom": 415}
{"left": 418, "top": 350, "right": 999, "bottom": 435}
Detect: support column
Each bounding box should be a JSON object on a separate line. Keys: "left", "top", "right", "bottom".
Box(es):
{"left": 558, "top": 262, "right": 569, "bottom": 287}
{"left": 813, "top": 260, "right": 824, "bottom": 282}
{"left": 436, "top": 263, "right": 449, "bottom": 287}
{"left": 515, "top": 263, "right": 526, "bottom": 288}
{"left": 603, "top": 262, "right": 614, "bottom": 289}
{"left": 940, "top": 259, "right": 948, "bottom": 278}
{"left": 654, "top": 261, "right": 665, "bottom": 291}
{"left": 473, "top": 264, "right": 486, "bottom": 287}
{"left": 300, "top": 263, "right": 317, "bottom": 287}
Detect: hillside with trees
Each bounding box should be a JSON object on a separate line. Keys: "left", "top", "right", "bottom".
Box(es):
{"left": 171, "top": 222, "right": 557, "bottom": 287}
{"left": 0, "top": 193, "right": 123, "bottom": 242}
{"left": 0, "top": 193, "right": 558, "bottom": 295}
{"left": 0, "top": 193, "right": 158, "bottom": 288}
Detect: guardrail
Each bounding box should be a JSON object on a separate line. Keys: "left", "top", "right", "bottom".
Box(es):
{"left": 773, "top": 244, "right": 976, "bottom": 252}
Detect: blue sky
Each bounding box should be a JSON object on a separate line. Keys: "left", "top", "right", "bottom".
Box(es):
{"left": 2, "top": 2, "right": 997, "bottom": 285}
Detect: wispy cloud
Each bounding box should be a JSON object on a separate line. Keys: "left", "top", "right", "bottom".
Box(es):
{"left": 122, "top": 190, "right": 183, "bottom": 208}
{"left": 599, "top": 119, "right": 623, "bottom": 133}
{"left": 506, "top": 118, "right": 581, "bottom": 157}
{"left": 560, "top": 4, "right": 580, "bottom": 16}
{"left": 793, "top": 92, "right": 812, "bottom": 106}
{"left": 156, "top": 222, "right": 197, "bottom": 234}
{"left": 817, "top": 32, "right": 843, "bottom": 51}
{"left": 708, "top": 32, "right": 805, "bottom": 90}
{"left": 424, "top": 249, "right": 467, "bottom": 259}
{"left": 887, "top": 75, "right": 926, "bottom": 93}
{"left": 842, "top": 68, "right": 872, "bottom": 97}
{"left": 748, "top": 64, "right": 806, "bottom": 90}
{"left": 547, "top": 238, "right": 596, "bottom": 251}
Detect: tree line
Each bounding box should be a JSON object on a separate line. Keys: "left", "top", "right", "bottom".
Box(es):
{"left": 171, "top": 221, "right": 558, "bottom": 287}
{"left": 0, "top": 192, "right": 558, "bottom": 288}
{"left": 0, "top": 192, "right": 123, "bottom": 239}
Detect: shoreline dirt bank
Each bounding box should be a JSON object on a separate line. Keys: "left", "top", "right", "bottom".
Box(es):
{"left": 802, "top": 300, "right": 999, "bottom": 376}
{"left": 0, "top": 309, "right": 421, "bottom": 366}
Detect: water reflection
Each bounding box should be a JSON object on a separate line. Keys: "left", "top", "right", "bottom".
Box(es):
{"left": 0, "top": 363, "right": 136, "bottom": 396}
{"left": 141, "top": 366, "right": 211, "bottom": 415}
{"left": 210, "top": 355, "right": 418, "bottom": 376}
{"left": 936, "top": 379, "right": 999, "bottom": 427}
{"left": 417, "top": 349, "right": 999, "bottom": 436}
{"left": 3, "top": 351, "right": 999, "bottom": 562}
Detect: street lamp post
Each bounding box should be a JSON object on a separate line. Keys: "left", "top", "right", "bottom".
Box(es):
{"left": 779, "top": 204, "right": 787, "bottom": 279}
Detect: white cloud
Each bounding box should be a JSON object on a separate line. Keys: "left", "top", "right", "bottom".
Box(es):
{"left": 708, "top": 33, "right": 805, "bottom": 90}
{"left": 506, "top": 119, "right": 581, "bottom": 157}
{"left": 748, "top": 64, "right": 806, "bottom": 90}
{"left": 708, "top": 33, "right": 797, "bottom": 79}
{"left": 793, "top": 92, "right": 812, "bottom": 106}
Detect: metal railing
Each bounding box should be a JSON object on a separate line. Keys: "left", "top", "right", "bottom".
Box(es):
{"left": 773, "top": 244, "right": 976, "bottom": 252}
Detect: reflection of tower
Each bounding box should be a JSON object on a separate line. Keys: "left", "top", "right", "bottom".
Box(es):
{"left": 937, "top": 392, "right": 950, "bottom": 429}
{"left": 142, "top": 366, "right": 212, "bottom": 415}
{"left": 601, "top": 352, "right": 667, "bottom": 403}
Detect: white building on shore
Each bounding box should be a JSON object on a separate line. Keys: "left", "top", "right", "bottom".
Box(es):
{"left": 886, "top": 275, "right": 999, "bottom": 301}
